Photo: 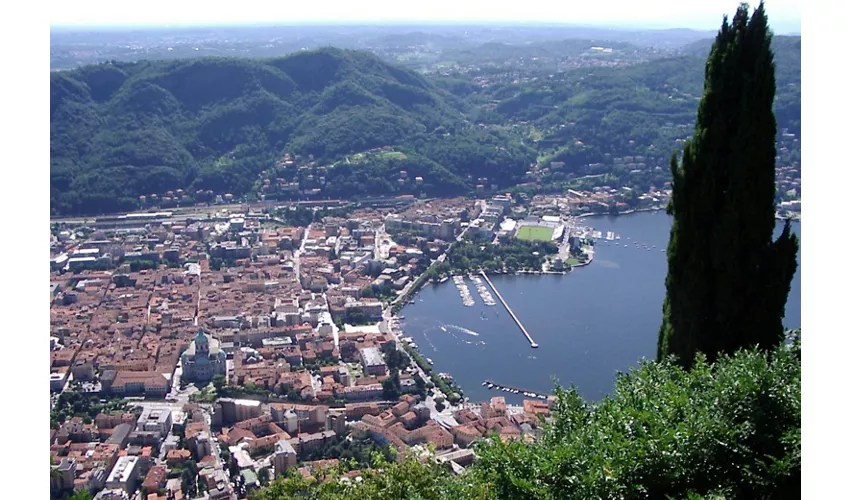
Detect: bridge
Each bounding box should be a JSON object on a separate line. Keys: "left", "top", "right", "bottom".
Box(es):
{"left": 480, "top": 271, "right": 539, "bottom": 348}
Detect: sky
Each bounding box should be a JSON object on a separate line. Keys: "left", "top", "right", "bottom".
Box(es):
{"left": 49, "top": 0, "right": 802, "bottom": 33}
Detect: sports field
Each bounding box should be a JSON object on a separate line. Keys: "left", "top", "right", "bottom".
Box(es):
{"left": 516, "top": 225, "right": 555, "bottom": 241}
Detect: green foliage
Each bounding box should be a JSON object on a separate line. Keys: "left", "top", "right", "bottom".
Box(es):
{"left": 49, "top": 49, "right": 528, "bottom": 216}
{"left": 429, "top": 373, "right": 463, "bottom": 404}
{"left": 252, "top": 343, "right": 800, "bottom": 499}
{"left": 50, "top": 392, "right": 127, "bottom": 427}
{"left": 381, "top": 371, "right": 402, "bottom": 400}
{"left": 462, "top": 33, "right": 799, "bottom": 198}
{"left": 475, "top": 342, "right": 801, "bottom": 499}
{"left": 128, "top": 259, "right": 158, "bottom": 272}
{"left": 51, "top": 36, "right": 799, "bottom": 217}
{"left": 345, "top": 310, "right": 371, "bottom": 326}
{"left": 401, "top": 344, "right": 432, "bottom": 373}
{"left": 189, "top": 385, "right": 218, "bottom": 403}
{"left": 448, "top": 236, "right": 558, "bottom": 274}
{"left": 68, "top": 491, "right": 94, "bottom": 500}
{"left": 211, "top": 374, "right": 226, "bottom": 391}
{"left": 384, "top": 347, "right": 410, "bottom": 373}
{"left": 658, "top": 2, "right": 800, "bottom": 367}
{"left": 300, "top": 435, "right": 394, "bottom": 467}
{"left": 218, "top": 383, "right": 272, "bottom": 400}
{"left": 258, "top": 467, "right": 271, "bottom": 486}
{"left": 250, "top": 450, "right": 475, "bottom": 500}
{"left": 174, "top": 460, "right": 200, "bottom": 497}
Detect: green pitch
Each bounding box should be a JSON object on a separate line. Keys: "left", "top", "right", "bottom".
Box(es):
{"left": 516, "top": 225, "right": 555, "bottom": 241}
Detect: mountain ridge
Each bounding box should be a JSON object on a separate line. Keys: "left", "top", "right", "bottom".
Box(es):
{"left": 50, "top": 40, "right": 800, "bottom": 217}
{"left": 51, "top": 47, "right": 506, "bottom": 215}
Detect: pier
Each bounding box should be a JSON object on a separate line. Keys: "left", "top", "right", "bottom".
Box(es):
{"left": 483, "top": 379, "right": 551, "bottom": 399}
{"left": 480, "top": 271, "right": 539, "bottom": 348}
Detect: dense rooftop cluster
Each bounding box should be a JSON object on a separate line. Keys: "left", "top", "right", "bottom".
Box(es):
{"left": 48, "top": 193, "right": 602, "bottom": 499}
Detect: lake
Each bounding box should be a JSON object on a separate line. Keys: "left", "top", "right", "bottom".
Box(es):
{"left": 398, "top": 211, "right": 801, "bottom": 404}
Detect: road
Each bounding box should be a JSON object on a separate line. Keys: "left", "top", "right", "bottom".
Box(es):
{"left": 293, "top": 225, "right": 310, "bottom": 283}
{"left": 382, "top": 306, "right": 459, "bottom": 422}
{"left": 49, "top": 199, "right": 348, "bottom": 225}
{"left": 387, "top": 225, "right": 475, "bottom": 418}
{"left": 374, "top": 224, "right": 397, "bottom": 261}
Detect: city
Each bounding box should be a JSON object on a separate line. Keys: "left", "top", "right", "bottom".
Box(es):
{"left": 49, "top": 191, "right": 612, "bottom": 499}
{"left": 40, "top": 1, "right": 807, "bottom": 498}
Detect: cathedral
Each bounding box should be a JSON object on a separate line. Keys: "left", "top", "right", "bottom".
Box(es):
{"left": 181, "top": 328, "right": 226, "bottom": 382}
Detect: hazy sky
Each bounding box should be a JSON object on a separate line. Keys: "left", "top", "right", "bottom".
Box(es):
{"left": 49, "top": 0, "right": 802, "bottom": 33}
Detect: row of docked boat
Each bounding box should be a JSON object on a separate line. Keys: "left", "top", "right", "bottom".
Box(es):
{"left": 452, "top": 275, "right": 475, "bottom": 307}
{"left": 613, "top": 240, "right": 659, "bottom": 251}
{"left": 482, "top": 381, "right": 549, "bottom": 400}
{"left": 470, "top": 275, "right": 497, "bottom": 306}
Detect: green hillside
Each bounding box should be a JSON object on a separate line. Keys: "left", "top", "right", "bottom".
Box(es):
{"left": 50, "top": 38, "right": 800, "bottom": 217}
{"left": 468, "top": 35, "right": 800, "bottom": 181}
{"left": 50, "top": 48, "right": 534, "bottom": 216}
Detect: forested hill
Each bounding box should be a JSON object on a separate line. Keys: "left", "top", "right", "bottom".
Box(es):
{"left": 50, "top": 48, "right": 535, "bottom": 216}
{"left": 50, "top": 38, "right": 801, "bottom": 217}
{"left": 463, "top": 35, "right": 800, "bottom": 184}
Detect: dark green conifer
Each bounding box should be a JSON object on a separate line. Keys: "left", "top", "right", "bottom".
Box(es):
{"left": 658, "top": 2, "right": 799, "bottom": 367}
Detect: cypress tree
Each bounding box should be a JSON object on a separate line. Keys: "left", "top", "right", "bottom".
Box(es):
{"left": 658, "top": 2, "right": 799, "bottom": 368}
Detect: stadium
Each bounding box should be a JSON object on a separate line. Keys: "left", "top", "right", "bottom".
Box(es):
{"left": 514, "top": 216, "right": 565, "bottom": 242}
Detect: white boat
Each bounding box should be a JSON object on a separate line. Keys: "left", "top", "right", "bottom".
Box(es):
{"left": 487, "top": 383, "right": 494, "bottom": 389}
{"left": 481, "top": 382, "right": 487, "bottom": 386}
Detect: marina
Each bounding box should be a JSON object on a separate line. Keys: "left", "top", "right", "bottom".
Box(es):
{"left": 592, "top": 230, "right": 620, "bottom": 241}
{"left": 398, "top": 212, "right": 801, "bottom": 404}
{"left": 483, "top": 379, "right": 551, "bottom": 400}
{"left": 452, "top": 275, "right": 476, "bottom": 307}
{"left": 470, "top": 275, "right": 497, "bottom": 306}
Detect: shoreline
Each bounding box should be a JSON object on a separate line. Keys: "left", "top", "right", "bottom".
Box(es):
{"left": 390, "top": 245, "right": 595, "bottom": 319}
{"left": 389, "top": 207, "right": 793, "bottom": 404}
{"left": 575, "top": 207, "right": 663, "bottom": 219}
{"left": 574, "top": 206, "right": 800, "bottom": 223}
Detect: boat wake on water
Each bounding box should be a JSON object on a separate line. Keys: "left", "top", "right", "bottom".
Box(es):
{"left": 445, "top": 324, "right": 481, "bottom": 336}
{"left": 422, "top": 330, "right": 438, "bottom": 352}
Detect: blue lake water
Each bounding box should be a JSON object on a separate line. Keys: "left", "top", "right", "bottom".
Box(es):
{"left": 398, "top": 211, "right": 801, "bottom": 404}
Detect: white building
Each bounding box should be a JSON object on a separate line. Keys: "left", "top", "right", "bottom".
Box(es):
{"left": 137, "top": 407, "right": 173, "bottom": 437}
{"left": 105, "top": 456, "right": 139, "bottom": 493}
{"left": 282, "top": 410, "right": 298, "bottom": 434}
{"left": 497, "top": 218, "right": 517, "bottom": 238}
{"left": 359, "top": 347, "right": 387, "bottom": 376}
